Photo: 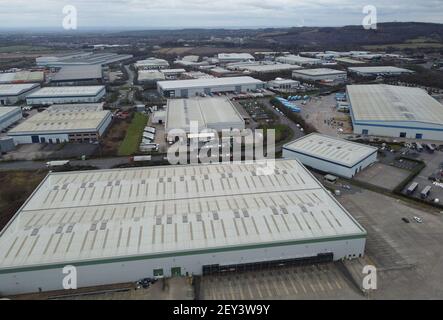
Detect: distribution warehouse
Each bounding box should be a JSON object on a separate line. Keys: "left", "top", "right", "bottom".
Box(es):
{"left": 0, "top": 107, "right": 22, "bottom": 131}
{"left": 36, "top": 52, "right": 133, "bottom": 68}
{"left": 283, "top": 133, "right": 378, "bottom": 179}
{"left": 347, "top": 84, "right": 443, "bottom": 141}
{"left": 157, "top": 76, "right": 265, "bottom": 98}
{"left": 292, "top": 68, "right": 348, "bottom": 82}
{"left": 165, "top": 97, "right": 245, "bottom": 134}
{"left": 348, "top": 66, "right": 414, "bottom": 77}
{"left": 0, "top": 71, "right": 45, "bottom": 84}
{"left": 0, "top": 83, "right": 40, "bottom": 105}
{"left": 26, "top": 86, "right": 106, "bottom": 105}
{"left": 7, "top": 104, "right": 112, "bottom": 144}
{"left": 50, "top": 65, "right": 103, "bottom": 85}
{"left": 0, "top": 160, "right": 366, "bottom": 295}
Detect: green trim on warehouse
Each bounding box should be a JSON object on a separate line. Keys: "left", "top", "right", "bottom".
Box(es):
{"left": 0, "top": 234, "right": 366, "bottom": 275}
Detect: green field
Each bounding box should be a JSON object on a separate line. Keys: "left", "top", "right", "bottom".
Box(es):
{"left": 0, "top": 45, "right": 51, "bottom": 53}
{"left": 363, "top": 42, "right": 443, "bottom": 50}
{"left": 118, "top": 113, "right": 149, "bottom": 156}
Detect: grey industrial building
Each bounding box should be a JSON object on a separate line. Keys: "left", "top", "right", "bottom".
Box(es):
{"left": 8, "top": 104, "right": 112, "bottom": 144}
{"left": 347, "top": 84, "right": 443, "bottom": 141}
{"left": 283, "top": 133, "right": 378, "bottom": 179}
{"left": 50, "top": 65, "right": 103, "bottom": 85}
{"left": 0, "top": 106, "right": 22, "bottom": 131}
{"left": 0, "top": 71, "right": 45, "bottom": 84}
{"left": 0, "top": 83, "right": 40, "bottom": 106}
{"left": 0, "top": 160, "right": 366, "bottom": 295}
{"left": 157, "top": 76, "right": 265, "bottom": 98}
{"left": 292, "top": 68, "right": 347, "bottom": 82}
{"left": 36, "top": 52, "right": 133, "bottom": 68}
{"left": 348, "top": 66, "right": 414, "bottom": 77}
{"left": 26, "top": 86, "right": 106, "bottom": 105}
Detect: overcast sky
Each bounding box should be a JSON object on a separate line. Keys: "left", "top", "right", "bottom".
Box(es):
{"left": 0, "top": 0, "right": 442, "bottom": 30}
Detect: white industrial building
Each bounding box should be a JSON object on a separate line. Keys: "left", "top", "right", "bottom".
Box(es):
{"left": 134, "top": 58, "right": 170, "bottom": 70}
{"left": 292, "top": 68, "right": 347, "bottom": 82}
{"left": 137, "top": 70, "right": 166, "bottom": 83}
{"left": 347, "top": 85, "right": 443, "bottom": 141}
{"left": 217, "top": 53, "right": 255, "bottom": 64}
{"left": 283, "top": 133, "right": 378, "bottom": 179}
{"left": 157, "top": 76, "right": 265, "bottom": 98}
{"left": 166, "top": 97, "right": 245, "bottom": 135}
{"left": 36, "top": 52, "right": 133, "bottom": 68}
{"left": 0, "top": 160, "right": 366, "bottom": 295}
{"left": 268, "top": 78, "right": 300, "bottom": 91}
{"left": 276, "top": 55, "right": 322, "bottom": 66}
{"left": 348, "top": 66, "right": 414, "bottom": 77}
{"left": 160, "top": 69, "right": 186, "bottom": 80}
{"left": 0, "top": 107, "right": 22, "bottom": 131}
{"left": 242, "top": 64, "right": 302, "bottom": 74}
{"left": 8, "top": 104, "right": 112, "bottom": 144}
{"left": 50, "top": 65, "right": 103, "bottom": 85}
{"left": 0, "top": 83, "right": 40, "bottom": 106}
{"left": 26, "top": 86, "right": 106, "bottom": 105}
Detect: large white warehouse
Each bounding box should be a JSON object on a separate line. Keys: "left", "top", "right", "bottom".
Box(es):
{"left": 0, "top": 83, "right": 40, "bottom": 106}
{"left": 292, "top": 68, "right": 347, "bottom": 82}
{"left": 157, "top": 76, "right": 265, "bottom": 98}
{"left": 26, "top": 86, "right": 106, "bottom": 105}
{"left": 166, "top": 97, "right": 245, "bottom": 135}
{"left": 8, "top": 104, "right": 112, "bottom": 144}
{"left": 283, "top": 133, "right": 378, "bottom": 179}
{"left": 0, "top": 107, "right": 23, "bottom": 131}
{"left": 276, "top": 55, "right": 322, "bottom": 66}
{"left": 347, "top": 84, "right": 443, "bottom": 141}
{"left": 0, "top": 160, "right": 366, "bottom": 295}
{"left": 348, "top": 66, "right": 413, "bottom": 77}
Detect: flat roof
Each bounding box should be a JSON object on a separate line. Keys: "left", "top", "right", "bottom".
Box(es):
{"left": 0, "top": 160, "right": 366, "bottom": 272}
{"left": 348, "top": 66, "right": 413, "bottom": 74}
{"left": 347, "top": 84, "right": 443, "bottom": 125}
{"left": 277, "top": 55, "right": 322, "bottom": 63}
{"left": 0, "top": 106, "right": 21, "bottom": 119}
{"left": 218, "top": 53, "right": 255, "bottom": 60}
{"left": 0, "top": 71, "right": 44, "bottom": 84}
{"left": 293, "top": 68, "right": 347, "bottom": 76}
{"left": 8, "top": 105, "right": 111, "bottom": 135}
{"left": 160, "top": 69, "right": 186, "bottom": 74}
{"left": 158, "top": 76, "right": 263, "bottom": 90}
{"left": 243, "top": 64, "right": 302, "bottom": 73}
{"left": 51, "top": 65, "right": 102, "bottom": 82}
{"left": 284, "top": 133, "right": 378, "bottom": 168}
{"left": 138, "top": 70, "right": 165, "bottom": 81}
{"left": 27, "top": 86, "right": 105, "bottom": 98}
{"left": 0, "top": 83, "right": 40, "bottom": 96}
{"left": 135, "top": 58, "right": 169, "bottom": 67}
{"left": 166, "top": 97, "right": 245, "bottom": 132}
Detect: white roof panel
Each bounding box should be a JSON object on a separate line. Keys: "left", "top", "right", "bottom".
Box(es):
{"left": 158, "top": 76, "right": 263, "bottom": 90}
{"left": 27, "top": 86, "right": 105, "bottom": 98}
{"left": 0, "top": 83, "right": 39, "bottom": 96}
{"left": 284, "top": 133, "right": 378, "bottom": 167}
{"left": 0, "top": 160, "right": 365, "bottom": 271}
{"left": 347, "top": 84, "right": 443, "bottom": 125}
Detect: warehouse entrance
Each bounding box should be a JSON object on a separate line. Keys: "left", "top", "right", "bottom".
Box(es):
{"left": 171, "top": 267, "right": 182, "bottom": 277}
{"left": 202, "top": 253, "right": 333, "bottom": 275}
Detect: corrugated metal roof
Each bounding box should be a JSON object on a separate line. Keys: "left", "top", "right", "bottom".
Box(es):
{"left": 0, "top": 160, "right": 365, "bottom": 270}
{"left": 347, "top": 84, "right": 443, "bottom": 125}
{"left": 158, "top": 76, "right": 263, "bottom": 90}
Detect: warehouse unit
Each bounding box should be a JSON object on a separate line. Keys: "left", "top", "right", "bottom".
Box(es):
{"left": 283, "top": 133, "right": 378, "bottom": 178}
{"left": 26, "top": 86, "right": 106, "bottom": 105}
{"left": 268, "top": 78, "right": 300, "bottom": 91}
{"left": 218, "top": 53, "right": 255, "bottom": 64}
{"left": 0, "top": 159, "right": 366, "bottom": 295}
{"left": 37, "top": 52, "right": 133, "bottom": 68}
{"left": 0, "top": 83, "right": 40, "bottom": 105}
{"left": 8, "top": 104, "right": 112, "bottom": 144}
{"left": 347, "top": 84, "right": 443, "bottom": 141}
{"left": 242, "top": 63, "right": 302, "bottom": 74}
{"left": 348, "top": 66, "right": 414, "bottom": 77}
{"left": 137, "top": 70, "right": 165, "bottom": 83}
{"left": 160, "top": 69, "right": 186, "bottom": 80}
{"left": 134, "top": 58, "right": 170, "bottom": 70}
{"left": 0, "top": 107, "right": 22, "bottom": 131}
{"left": 292, "top": 68, "right": 347, "bottom": 82}
{"left": 50, "top": 65, "right": 103, "bottom": 85}
{"left": 0, "top": 71, "right": 45, "bottom": 84}
{"left": 157, "top": 76, "right": 265, "bottom": 98}
{"left": 166, "top": 97, "right": 245, "bottom": 135}
{"left": 276, "top": 55, "right": 322, "bottom": 66}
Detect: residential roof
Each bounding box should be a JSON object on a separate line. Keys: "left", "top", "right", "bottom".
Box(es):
{"left": 158, "top": 76, "right": 263, "bottom": 90}
{"left": 284, "top": 133, "right": 378, "bottom": 168}
{"left": 166, "top": 97, "right": 245, "bottom": 132}
{"left": 292, "top": 68, "right": 347, "bottom": 76}
{"left": 347, "top": 84, "right": 443, "bottom": 125}
{"left": 0, "top": 160, "right": 366, "bottom": 272}
{"left": 0, "top": 83, "right": 40, "bottom": 96}
{"left": 51, "top": 65, "right": 103, "bottom": 82}
{"left": 8, "top": 105, "right": 111, "bottom": 135}
{"left": 348, "top": 66, "right": 414, "bottom": 74}
{"left": 27, "top": 86, "right": 105, "bottom": 99}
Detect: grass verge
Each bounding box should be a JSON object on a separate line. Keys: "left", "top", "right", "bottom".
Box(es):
{"left": 117, "top": 113, "right": 148, "bottom": 156}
